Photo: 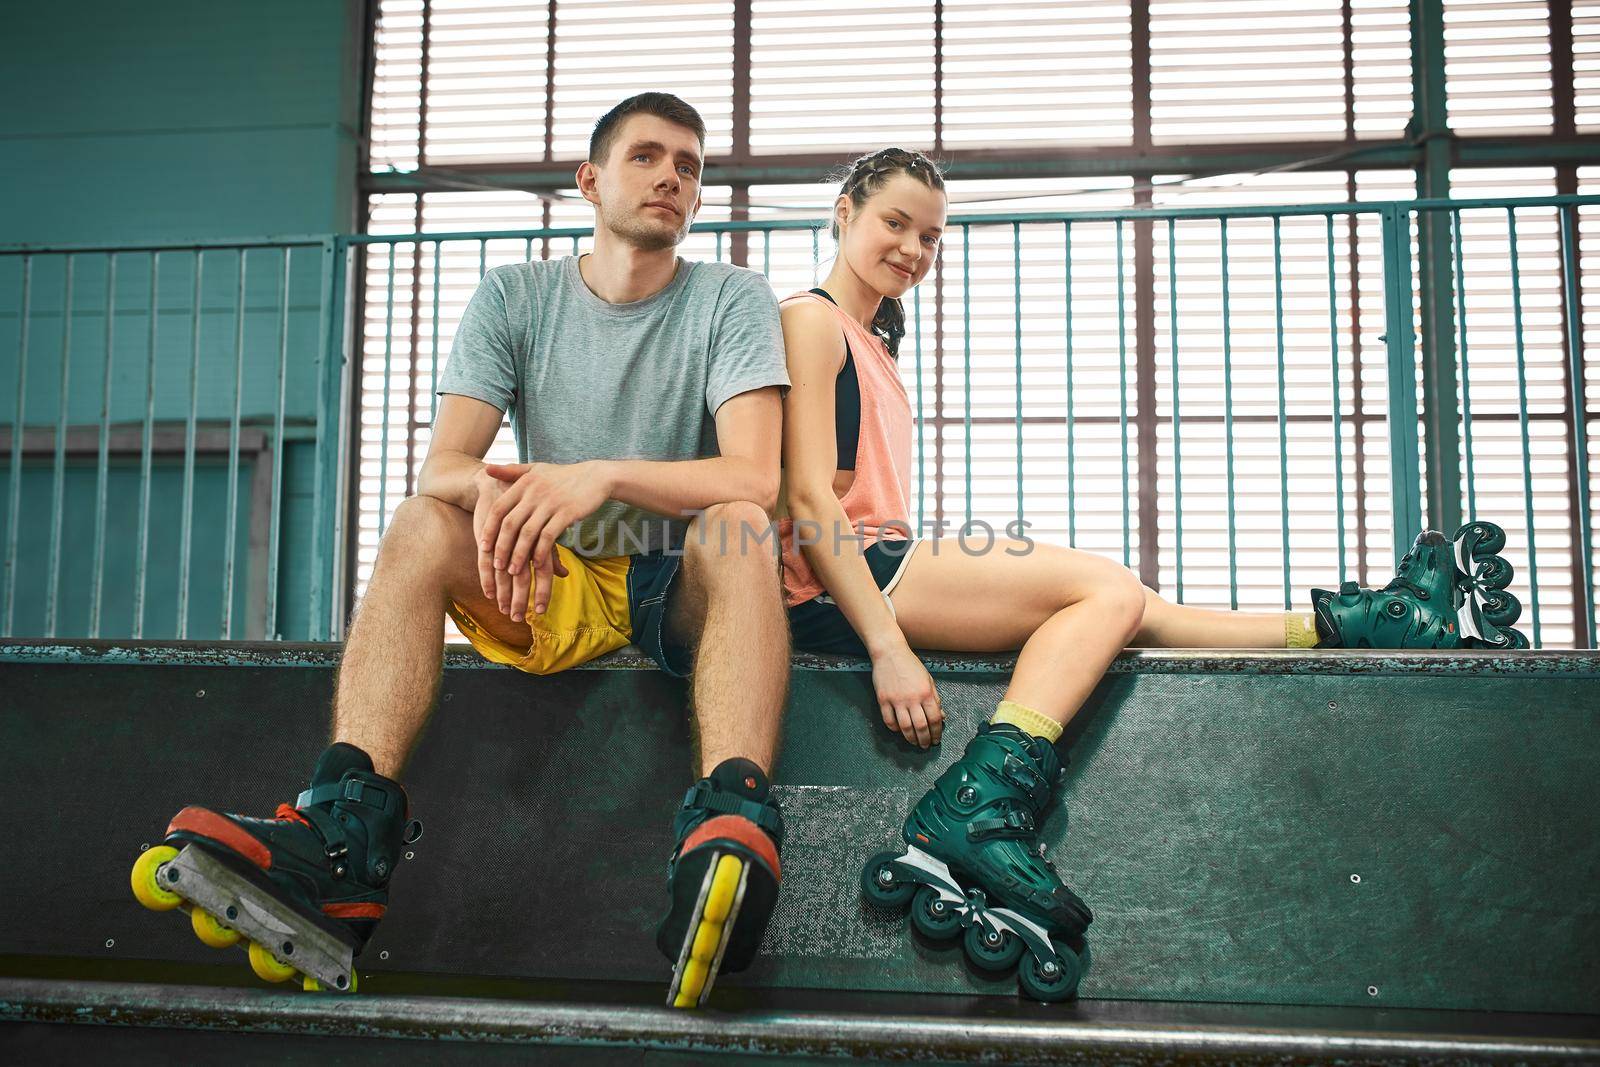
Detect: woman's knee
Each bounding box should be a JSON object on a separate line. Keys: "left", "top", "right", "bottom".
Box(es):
{"left": 1087, "top": 566, "right": 1147, "bottom": 642}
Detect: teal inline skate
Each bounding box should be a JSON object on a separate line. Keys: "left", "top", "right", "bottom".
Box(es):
{"left": 1311, "top": 520, "right": 1529, "bottom": 649}
{"left": 860, "top": 722, "right": 1091, "bottom": 1003}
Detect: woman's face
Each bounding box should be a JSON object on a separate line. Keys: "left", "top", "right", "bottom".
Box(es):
{"left": 837, "top": 171, "right": 947, "bottom": 299}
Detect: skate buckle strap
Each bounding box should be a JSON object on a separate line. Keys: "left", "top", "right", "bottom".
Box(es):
{"left": 967, "top": 807, "right": 1037, "bottom": 842}
{"left": 999, "top": 753, "right": 1049, "bottom": 805}
{"left": 681, "top": 781, "right": 783, "bottom": 838}
{"left": 295, "top": 804, "right": 352, "bottom": 877}
{"left": 297, "top": 777, "right": 391, "bottom": 812}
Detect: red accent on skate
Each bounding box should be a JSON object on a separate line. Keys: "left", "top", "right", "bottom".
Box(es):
{"left": 274, "top": 803, "right": 311, "bottom": 827}
{"left": 323, "top": 902, "right": 386, "bottom": 919}
{"left": 166, "top": 807, "right": 272, "bottom": 871}
{"left": 915, "top": 833, "right": 929, "bottom": 844}
{"left": 681, "top": 815, "right": 781, "bottom": 880}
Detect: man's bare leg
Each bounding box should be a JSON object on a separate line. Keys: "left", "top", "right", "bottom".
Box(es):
{"left": 656, "top": 499, "right": 790, "bottom": 1008}
{"left": 333, "top": 494, "right": 534, "bottom": 778}
{"left": 665, "top": 500, "right": 791, "bottom": 775}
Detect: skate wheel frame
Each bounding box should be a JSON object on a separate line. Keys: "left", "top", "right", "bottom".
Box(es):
{"left": 668, "top": 851, "right": 748, "bottom": 1009}
{"left": 137, "top": 843, "right": 359, "bottom": 993}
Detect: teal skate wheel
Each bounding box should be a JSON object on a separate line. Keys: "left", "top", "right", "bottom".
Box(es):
{"left": 962, "top": 923, "right": 1024, "bottom": 972}
{"left": 1475, "top": 556, "right": 1514, "bottom": 591}
{"left": 909, "top": 885, "right": 961, "bottom": 940}
{"left": 1479, "top": 588, "right": 1522, "bottom": 627}
{"left": 860, "top": 850, "right": 915, "bottom": 910}
{"left": 1017, "top": 943, "right": 1083, "bottom": 1003}
{"left": 1456, "top": 521, "right": 1506, "bottom": 558}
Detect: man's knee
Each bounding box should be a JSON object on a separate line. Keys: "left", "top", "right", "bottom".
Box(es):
{"left": 379, "top": 496, "right": 469, "bottom": 569}
{"left": 685, "top": 500, "right": 773, "bottom": 562}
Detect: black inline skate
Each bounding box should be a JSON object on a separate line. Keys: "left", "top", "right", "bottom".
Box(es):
{"left": 129, "top": 742, "right": 420, "bottom": 992}
{"left": 656, "top": 757, "right": 784, "bottom": 1008}
{"left": 861, "top": 722, "right": 1092, "bottom": 1002}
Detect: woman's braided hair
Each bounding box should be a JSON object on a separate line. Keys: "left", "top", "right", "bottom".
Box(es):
{"left": 831, "top": 147, "right": 945, "bottom": 358}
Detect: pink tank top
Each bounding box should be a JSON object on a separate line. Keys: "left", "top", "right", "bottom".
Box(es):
{"left": 778, "top": 291, "right": 914, "bottom": 607}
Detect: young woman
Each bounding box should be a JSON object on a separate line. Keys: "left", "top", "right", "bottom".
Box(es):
{"left": 773, "top": 147, "right": 1527, "bottom": 1002}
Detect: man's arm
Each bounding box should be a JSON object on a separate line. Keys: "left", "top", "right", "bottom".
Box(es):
{"left": 416, "top": 393, "right": 504, "bottom": 509}
{"left": 598, "top": 386, "right": 784, "bottom": 518}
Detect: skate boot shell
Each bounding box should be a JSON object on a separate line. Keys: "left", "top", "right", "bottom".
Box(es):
{"left": 129, "top": 742, "right": 420, "bottom": 992}
{"left": 860, "top": 722, "right": 1092, "bottom": 1003}
{"left": 1311, "top": 520, "right": 1529, "bottom": 650}
{"left": 657, "top": 757, "right": 784, "bottom": 1009}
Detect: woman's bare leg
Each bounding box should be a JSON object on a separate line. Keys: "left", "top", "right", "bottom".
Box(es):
{"left": 887, "top": 538, "right": 1147, "bottom": 729}
{"left": 1132, "top": 587, "right": 1302, "bottom": 649}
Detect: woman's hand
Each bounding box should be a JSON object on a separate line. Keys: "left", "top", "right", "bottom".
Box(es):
{"left": 871, "top": 643, "right": 943, "bottom": 749}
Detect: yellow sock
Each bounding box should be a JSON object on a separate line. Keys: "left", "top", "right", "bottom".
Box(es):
{"left": 991, "top": 699, "right": 1063, "bottom": 744}
{"left": 1285, "top": 611, "right": 1320, "bottom": 648}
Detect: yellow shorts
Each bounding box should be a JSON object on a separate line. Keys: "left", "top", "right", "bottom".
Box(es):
{"left": 448, "top": 542, "right": 660, "bottom": 676}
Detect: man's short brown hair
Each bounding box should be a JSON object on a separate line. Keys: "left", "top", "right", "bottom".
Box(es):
{"left": 588, "top": 93, "right": 707, "bottom": 166}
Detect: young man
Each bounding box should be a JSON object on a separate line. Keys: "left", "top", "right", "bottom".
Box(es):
{"left": 130, "top": 93, "right": 793, "bottom": 1009}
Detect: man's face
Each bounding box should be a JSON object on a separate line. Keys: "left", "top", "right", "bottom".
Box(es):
{"left": 582, "top": 113, "right": 704, "bottom": 251}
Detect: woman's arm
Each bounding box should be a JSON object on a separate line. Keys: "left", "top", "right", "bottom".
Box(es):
{"left": 781, "top": 301, "right": 909, "bottom": 660}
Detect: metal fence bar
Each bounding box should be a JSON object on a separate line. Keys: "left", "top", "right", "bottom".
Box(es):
{"left": 45, "top": 255, "right": 74, "bottom": 638}
{"left": 1116, "top": 218, "right": 1131, "bottom": 568}
{"left": 378, "top": 244, "right": 398, "bottom": 536}
{"left": 89, "top": 255, "right": 116, "bottom": 637}
{"left": 177, "top": 251, "right": 203, "bottom": 639}
{"left": 221, "top": 251, "right": 247, "bottom": 638}
{"left": 266, "top": 248, "right": 290, "bottom": 639}
{"left": 309, "top": 239, "right": 345, "bottom": 641}
{"left": 134, "top": 253, "right": 157, "bottom": 638}
{"left": 1012, "top": 222, "right": 1024, "bottom": 526}
{"left": 1326, "top": 215, "right": 1347, "bottom": 584}
{"left": 1505, "top": 208, "right": 1541, "bottom": 647}
{"left": 1559, "top": 206, "right": 1596, "bottom": 649}
{"left": 1380, "top": 206, "right": 1424, "bottom": 566}
{"left": 913, "top": 282, "right": 924, "bottom": 534}
{"left": 1219, "top": 219, "right": 1238, "bottom": 610}
{"left": 961, "top": 223, "right": 972, "bottom": 524}
{"left": 1452, "top": 209, "right": 1478, "bottom": 520}
{"left": 430, "top": 241, "right": 441, "bottom": 423}
{"left": 1166, "top": 219, "right": 1182, "bottom": 601}
{"left": 3, "top": 256, "right": 31, "bottom": 636}
{"left": 1065, "top": 222, "right": 1076, "bottom": 550}
{"left": 1273, "top": 218, "right": 1291, "bottom": 609}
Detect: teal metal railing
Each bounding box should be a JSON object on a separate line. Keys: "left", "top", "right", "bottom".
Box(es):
{"left": 3, "top": 195, "right": 1596, "bottom": 647}
{"left": 0, "top": 238, "right": 348, "bottom": 641}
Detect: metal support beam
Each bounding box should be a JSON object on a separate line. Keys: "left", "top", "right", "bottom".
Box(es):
{"left": 1410, "top": 0, "right": 1461, "bottom": 531}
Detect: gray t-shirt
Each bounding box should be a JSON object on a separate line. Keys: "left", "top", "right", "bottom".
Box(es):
{"left": 437, "top": 255, "right": 789, "bottom": 557}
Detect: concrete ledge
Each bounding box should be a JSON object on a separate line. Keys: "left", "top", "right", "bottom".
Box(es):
{"left": 5, "top": 638, "right": 1599, "bottom": 676}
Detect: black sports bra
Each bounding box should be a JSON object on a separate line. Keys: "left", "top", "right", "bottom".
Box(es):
{"left": 807, "top": 288, "right": 861, "bottom": 471}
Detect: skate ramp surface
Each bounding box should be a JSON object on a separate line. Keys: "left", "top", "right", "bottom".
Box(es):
{"left": 0, "top": 639, "right": 1597, "bottom": 1016}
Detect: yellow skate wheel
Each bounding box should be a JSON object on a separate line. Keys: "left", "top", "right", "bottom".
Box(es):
{"left": 702, "top": 853, "right": 743, "bottom": 923}
{"left": 672, "top": 958, "right": 711, "bottom": 1009}
{"left": 130, "top": 846, "right": 183, "bottom": 912}
{"left": 189, "top": 906, "right": 241, "bottom": 949}
{"left": 247, "top": 940, "right": 297, "bottom": 983}
{"left": 303, "top": 969, "right": 358, "bottom": 994}
{"left": 671, "top": 853, "right": 744, "bottom": 1008}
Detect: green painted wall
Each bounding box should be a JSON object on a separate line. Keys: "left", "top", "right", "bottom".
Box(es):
{"left": 0, "top": 2, "right": 362, "bottom": 638}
